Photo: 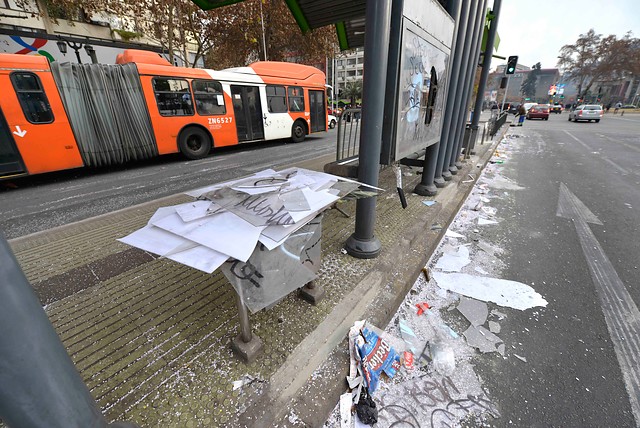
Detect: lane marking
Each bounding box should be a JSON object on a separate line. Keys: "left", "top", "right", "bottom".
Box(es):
{"left": 557, "top": 183, "right": 640, "bottom": 424}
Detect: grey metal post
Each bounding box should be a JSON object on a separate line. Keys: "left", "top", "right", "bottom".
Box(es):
{"left": 433, "top": 0, "right": 472, "bottom": 188}
{"left": 469, "top": 0, "right": 502, "bottom": 155}
{"left": 0, "top": 235, "right": 139, "bottom": 428}
{"left": 345, "top": 0, "right": 392, "bottom": 259}
{"left": 441, "top": 0, "right": 480, "bottom": 178}
{"left": 414, "top": 0, "right": 462, "bottom": 196}
{"left": 449, "top": 0, "right": 487, "bottom": 171}
{"left": 231, "top": 282, "right": 263, "bottom": 363}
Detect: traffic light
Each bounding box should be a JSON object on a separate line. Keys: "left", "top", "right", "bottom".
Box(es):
{"left": 506, "top": 56, "right": 518, "bottom": 75}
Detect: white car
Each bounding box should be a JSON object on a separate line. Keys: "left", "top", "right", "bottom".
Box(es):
{"left": 328, "top": 114, "right": 337, "bottom": 129}
{"left": 568, "top": 104, "right": 603, "bottom": 123}
{"left": 523, "top": 102, "right": 537, "bottom": 112}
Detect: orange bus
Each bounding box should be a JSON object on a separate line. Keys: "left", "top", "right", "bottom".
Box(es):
{"left": 0, "top": 49, "right": 328, "bottom": 180}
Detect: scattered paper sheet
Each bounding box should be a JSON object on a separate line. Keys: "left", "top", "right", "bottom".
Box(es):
{"left": 433, "top": 271, "right": 548, "bottom": 310}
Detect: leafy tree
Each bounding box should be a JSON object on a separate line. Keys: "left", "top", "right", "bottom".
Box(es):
{"left": 521, "top": 62, "right": 541, "bottom": 99}
{"left": 558, "top": 29, "right": 640, "bottom": 99}
{"left": 343, "top": 79, "right": 362, "bottom": 108}
{"left": 22, "top": 0, "right": 337, "bottom": 69}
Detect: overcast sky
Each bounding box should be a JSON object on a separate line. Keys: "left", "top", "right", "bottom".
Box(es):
{"left": 493, "top": 0, "right": 640, "bottom": 71}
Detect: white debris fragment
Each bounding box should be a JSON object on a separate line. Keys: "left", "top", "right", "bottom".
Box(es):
{"left": 435, "top": 245, "right": 471, "bottom": 272}
{"left": 489, "top": 321, "right": 501, "bottom": 334}
{"left": 339, "top": 393, "right": 352, "bottom": 428}
{"left": 433, "top": 271, "right": 548, "bottom": 310}
{"left": 478, "top": 217, "right": 498, "bottom": 226}
{"left": 445, "top": 230, "right": 465, "bottom": 239}
{"left": 513, "top": 354, "right": 527, "bottom": 363}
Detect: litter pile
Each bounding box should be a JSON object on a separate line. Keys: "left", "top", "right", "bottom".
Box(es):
{"left": 326, "top": 133, "right": 547, "bottom": 427}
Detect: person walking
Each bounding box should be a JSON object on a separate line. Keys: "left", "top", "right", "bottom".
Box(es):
{"left": 516, "top": 104, "right": 526, "bottom": 126}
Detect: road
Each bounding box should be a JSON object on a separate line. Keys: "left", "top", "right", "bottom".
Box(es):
{"left": 0, "top": 131, "right": 337, "bottom": 239}
{"left": 469, "top": 111, "right": 640, "bottom": 426}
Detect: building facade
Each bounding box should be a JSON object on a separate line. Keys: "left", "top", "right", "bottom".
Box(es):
{"left": 0, "top": 0, "right": 201, "bottom": 66}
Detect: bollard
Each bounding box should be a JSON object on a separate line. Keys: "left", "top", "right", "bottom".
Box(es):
{"left": 0, "top": 235, "right": 139, "bottom": 428}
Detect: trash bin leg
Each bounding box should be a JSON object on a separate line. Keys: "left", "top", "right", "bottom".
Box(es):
{"left": 299, "top": 280, "right": 326, "bottom": 305}
{"left": 230, "top": 286, "right": 263, "bottom": 364}
{"left": 0, "top": 235, "right": 140, "bottom": 428}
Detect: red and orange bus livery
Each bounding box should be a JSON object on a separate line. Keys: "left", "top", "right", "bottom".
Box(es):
{"left": 0, "top": 49, "right": 328, "bottom": 180}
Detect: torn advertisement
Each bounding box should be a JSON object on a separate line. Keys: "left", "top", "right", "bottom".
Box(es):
{"left": 356, "top": 326, "right": 401, "bottom": 393}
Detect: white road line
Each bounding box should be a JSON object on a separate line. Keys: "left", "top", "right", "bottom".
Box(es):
{"left": 557, "top": 183, "right": 640, "bottom": 424}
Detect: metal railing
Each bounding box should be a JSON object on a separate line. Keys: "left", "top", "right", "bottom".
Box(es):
{"left": 489, "top": 111, "right": 508, "bottom": 137}
{"left": 335, "top": 108, "right": 362, "bottom": 161}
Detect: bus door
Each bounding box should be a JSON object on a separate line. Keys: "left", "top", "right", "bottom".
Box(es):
{"left": 308, "top": 90, "right": 326, "bottom": 132}
{"left": 0, "top": 108, "right": 26, "bottom": 177}
{"left": 231, "top": 85, "right": 264, "bottom": 142}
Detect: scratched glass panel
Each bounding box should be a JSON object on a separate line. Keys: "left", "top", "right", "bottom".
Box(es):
{"left": 221, "top": 215, "right": 323, "bottom": 313}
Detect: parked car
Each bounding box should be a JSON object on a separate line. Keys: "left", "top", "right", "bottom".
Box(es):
{"left": 507, "top": 104, "right": 519, "bottom": 114}
{"left": 526, "top": 104, "right": 550, "bottom": 120}
{"left": 550, "top": 103, "right": 563, "bottom": 114}
{"left": 568, "top": 104, "right": 603, "bottom": 122}
{"left": 328, "top": 114, "right": 337, "bottom": 129}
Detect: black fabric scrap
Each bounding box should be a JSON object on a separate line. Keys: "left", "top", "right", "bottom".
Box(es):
{"left": 355, "top": 387, "right": 378, "bottom": 425}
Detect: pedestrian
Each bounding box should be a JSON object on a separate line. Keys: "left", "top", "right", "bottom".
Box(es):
{"left": 614, "top": 101, "right": 622, "bottom": 114}
{"left": 606, "top": 102, "right": 611, "bottom": 113}
{"left": 516, "top": 104, "right": 526, "bottom": 126}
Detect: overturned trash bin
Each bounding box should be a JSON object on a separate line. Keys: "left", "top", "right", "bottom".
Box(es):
{"left": 119, "top": 167, "right": 378, "bottom": 363}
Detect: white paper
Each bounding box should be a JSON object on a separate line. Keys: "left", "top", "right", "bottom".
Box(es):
{"left": 183, "top": 212, "right": 263, "bottom": 262}
{"left": 288, "top": 188, "right": 340, "bottom": 223}
{"left": 433, "top": 271, "right": 548, "bottom": 310}
{"left": 118, "top": 225, "right": 189, "bottom": 257}
{"left": 165, "top": 244, "right": 228, "bottom": 274}
{"left": 175, "top": 200, "right": 213, "bottom": 222}
{"left": 152, "top": 212, "right": 213, "bottom": 236}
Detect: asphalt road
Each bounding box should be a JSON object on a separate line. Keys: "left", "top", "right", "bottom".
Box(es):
{"left": 471, "top": 112, "right": 640, "bottom": 426}
{"left": 0, "top": 131, "right": 337, "bottom": 239}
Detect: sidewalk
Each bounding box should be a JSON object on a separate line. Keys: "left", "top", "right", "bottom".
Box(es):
{"left": 7, "top": 119, "right": 507, "bottom": 427}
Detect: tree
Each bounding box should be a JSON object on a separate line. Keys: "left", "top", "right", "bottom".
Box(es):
{"left": 343, "top": 79, "right": 362, "bottom": 108}
{"left": 521, "top": 62, "right": 541, "bottom": 100}
{"left": 558, "top": 29, "right": 640, "bottom": 99}
{"left": 20, "top": 0, "right": 337, "bottom": 69}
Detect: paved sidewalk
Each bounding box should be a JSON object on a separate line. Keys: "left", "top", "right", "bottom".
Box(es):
{"left": 7, "top": 122, "right": 506, "bottom": 427}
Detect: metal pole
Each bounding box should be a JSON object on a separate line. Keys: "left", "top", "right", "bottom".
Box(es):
{"left": 414, "top": 0, "right": 462, "bottom": 196}
{"left": 259, "top": 0, "right": 267, "bottom": 61}
{"left": 469, "top": 0, "right": 502, "bottom": 155}
{"left": 0, "top": 235, "right": 138, "bottom": 428}
{"left": 345, "top": 0, "right": 392, "bottom": 259}
{"left": 433, "top": 0, "right": 472, "bottom": 188}
{"left": 501, "top": 74, "right": 511, "bottom": 111}
{"left": 450, "top": 0, "right": 487, "bottom": 169}
{"left": 441, "top": 0, "right": 480, "bottom": 179}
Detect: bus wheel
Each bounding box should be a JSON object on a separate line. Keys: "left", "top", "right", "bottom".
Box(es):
{"left": 291, "top": 120, "right": 307, "bottom": 143}
{"left": 178, "top": 127, "right": 212, "bottom": 160}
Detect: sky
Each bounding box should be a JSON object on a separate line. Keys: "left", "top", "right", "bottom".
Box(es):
{"left": 493, "top": 0, "right": 640, "bottom": 71}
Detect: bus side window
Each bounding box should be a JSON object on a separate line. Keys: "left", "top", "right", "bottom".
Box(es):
{"left": 152, "top": 77, "right": 194, "bottom": 116}
{"left": 266, "top": 85, "right": 287, "bottom": 113}
{"left": 193, "top": 79, "right": 226, "bottom": 116}
{"left": 287, "top": 86, "right": 305, "bottom": 112}
{"left": 10, "top": 72, "right": 54, "bottom": 124}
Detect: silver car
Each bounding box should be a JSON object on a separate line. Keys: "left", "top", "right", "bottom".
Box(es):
{"left": 568, "top": 104, "right": 603, "bottom": 123}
